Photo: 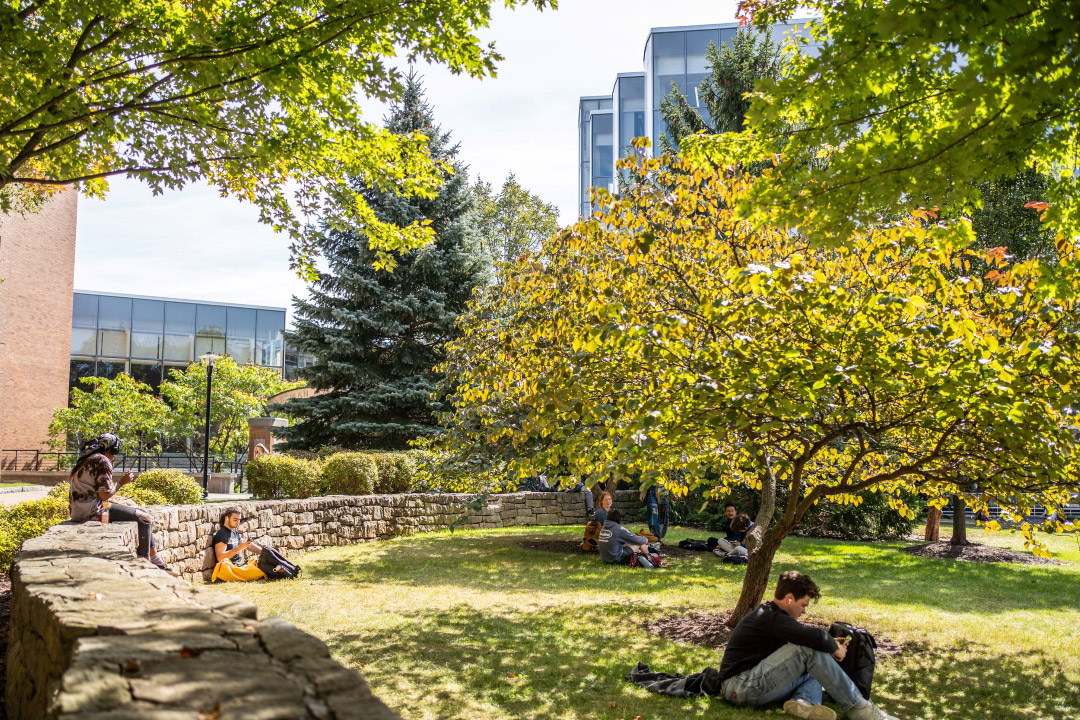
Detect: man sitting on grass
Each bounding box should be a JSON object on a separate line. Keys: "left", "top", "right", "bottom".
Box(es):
{"left": 719, "top": 570, "right": 900, "bottom": 720}
{"left": 598, "top": 509, "right": 657, "bottom": 568}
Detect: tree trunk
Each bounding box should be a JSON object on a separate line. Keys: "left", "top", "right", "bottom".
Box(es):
{"left": 924, "top": 506, "right": 942, "bottom": 541}
{"left": 746, "top": 455, "right": 777, "bottom": 553}
{"left": 950, "top": 495, "right": 969, "bottom": 545}
{"left": 726, "top": 526, "right": 788, "bottom": 628}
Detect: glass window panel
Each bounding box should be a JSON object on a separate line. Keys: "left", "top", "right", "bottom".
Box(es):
{"left": 619, "top": 76, "right": 647, "bottom": 155}
{"left": 132, "top": 299, "right": 164, "bottom": 333}
{"left": 256, "top": 310, "right": 285, "bottom": 367}
{"left": 131, "top": 332, "right": 162, "bottom": 360}
{"left": 98, "top": 296, "right": 131, "bottom": 330}
{"left": 165, "top": 302, "right": 196, "bottom": 334}
{"left": 99, "top": 329, "right": 129, "bottom": 358}
{"left": 196, "top": 304, "right": 226, "bottom": 339}
{"left": 719, "top": 28, "right": 738, "bottom": 49}
{"left": 226, "top": 337, "right": 253, "bottom": 364}
{"left": 591, "top": 113, "right": 613, "bottom": 187}
{"left": 195, "top": 335, "right": 226, "bottom": 357}
{"left": 96, "top": 359, "right": 126, "bottom": 380}
{"left": 130, "top": 362, "right": 163, "bottom": 393}
{"left": 71, "top": 327, "right": 96, "bottom": 356}
{"left": 163, "top": 334, "right": 194, "bottom": 362}
{"left": 72, "top": 293, "right": 98, "bottom": 328}
{"left": 227, "top": 306, "right": 256, "bottom": 339}
{"left": 652, "top": 31, "right": 686, "bottom": 108}
{"left": 69, "top": 358, "right": 96, "bottom": 397}
{"left": 686, "top": 30, "right": 719, "bottom": 74}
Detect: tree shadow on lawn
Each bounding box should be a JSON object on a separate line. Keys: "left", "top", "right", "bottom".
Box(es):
{"left": 319, "top": 604, "right": 1079, "bottom": 720}
{"left": 302, "top": 530, "right": 1078, "bottom": 614}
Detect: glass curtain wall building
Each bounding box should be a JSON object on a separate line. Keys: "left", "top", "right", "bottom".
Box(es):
{"left": 578, "top": 20, "right": 820, "bottom": 215}
{"left": 69, "top": 291, "right": 288, "bottom": 395}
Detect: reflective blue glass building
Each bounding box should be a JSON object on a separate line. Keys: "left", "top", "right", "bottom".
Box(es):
{"left": 578, "top": 19, "right": 820, "bottom": 215}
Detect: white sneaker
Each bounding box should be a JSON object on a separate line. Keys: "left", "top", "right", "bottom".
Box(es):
{"left": 847, "top": 700, "right": 901, "bottom": 720}
{"left": 784, "top": 699, "right": 836, "bottom": 720}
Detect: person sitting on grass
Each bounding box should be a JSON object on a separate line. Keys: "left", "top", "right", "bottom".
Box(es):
{"left": 594, "top": 491, "right": 614, "bottom": 525}
{"left": 68, "top": 433, "right": 168, "bottom": 572}
{"left": 211, "top": 506, "right": 268, "bottom": 582}
{"left": 715, "top": 513, "right": 753, "bottom": 558}
{"left": 719, "top": 570, "right": 900, "bottom": 720}
{"left": 598, "top": 509, "right": 657, "bottom": 568}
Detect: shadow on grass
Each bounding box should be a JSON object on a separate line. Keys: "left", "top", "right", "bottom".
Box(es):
{"left": 320, "top": 603, "right": 1080, "bottom": 720}
{"left": 301, "top": 528, "right": 1078, "bottom": 614}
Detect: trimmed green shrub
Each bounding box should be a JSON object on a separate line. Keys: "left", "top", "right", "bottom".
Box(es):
{"left": 320, "top": 452, "right": 378, "bottom": 495}
{"left": 371, "top": 453, "right": 415, "bottom": 494}
{"left": 246, "top": 454, "right": 322, "bottom": 499}
{"left": 404, "top": 449, "right": 437, "bottom": 492}
{"left": 0, "top": 484, "right": 69, "bottom": 570}
{"left": 115, "top": 486, "right": 169, "bottom": 506}
{"left": 128, "top": 468, "right": 203, "bottom": 504}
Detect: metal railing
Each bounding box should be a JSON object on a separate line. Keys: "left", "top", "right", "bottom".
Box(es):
{"left": 1, "top": 448, "right": 246, "bottom": 475}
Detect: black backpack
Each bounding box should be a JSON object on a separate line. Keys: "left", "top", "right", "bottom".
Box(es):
{"left": 829, "top": 621, "right": 876, "bottom": 699}
{"left": 257, "top": 546, "right": 301, "bottom": 580}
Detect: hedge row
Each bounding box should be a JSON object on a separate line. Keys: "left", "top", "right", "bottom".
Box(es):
{"left": 0, "top": 468, "right": 203, "bottom": 570}
{"left": 245, "top": 450, "right": 436, "bottom": 500}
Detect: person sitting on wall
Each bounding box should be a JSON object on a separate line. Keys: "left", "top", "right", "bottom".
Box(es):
{"left": 719, "top": 570, "right": 900, "bottom": 720}
{"left": 715, "top": 510, "right": 754, "bottom": 557}
{"left": 640, "top": 485, "right": 670, "bottom": 543}
{"left": 211, "top": 506, "right": 268, "bottom": 582}
{"left": 68, "top": 433, "right": 169, "bottom": 571}
{"left": 598, "top": 509, "right": 659, "bottom": 568}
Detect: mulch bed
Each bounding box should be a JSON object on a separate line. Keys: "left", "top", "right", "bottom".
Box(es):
{"left": 901, "top": 541, "right": 1066, "bottom": 565}
{"left": 642, "top": 612, "right": 906, "bottom": 658}
{"left": 517, "top": 539, "right": 706, "bottom": 560}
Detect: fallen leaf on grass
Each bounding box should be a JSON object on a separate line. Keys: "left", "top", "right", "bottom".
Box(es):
{"left": 609, "top": 702, "right": 617, "bottom": 708}
{"left": 198, "top": 703, "right": 222, "bottom": 720}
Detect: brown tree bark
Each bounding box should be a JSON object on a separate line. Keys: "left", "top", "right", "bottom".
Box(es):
{"left": 924, "top": 506, "right": 942, "bottom": 541}
{"left": 950, "top": 495, "right": 969, "bottom": 545}
{"left": 726, "top": 525, "right": 788, "bottom": 628}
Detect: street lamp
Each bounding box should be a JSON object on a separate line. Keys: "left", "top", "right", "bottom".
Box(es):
{"left": 199, "top": 353, "right": 220, "bottom": 498}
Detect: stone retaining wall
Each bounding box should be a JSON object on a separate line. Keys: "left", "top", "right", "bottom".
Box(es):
{"left": 152, "top": 490, "right": 642, "bottom": 581}
{"left": 7, "top": 522, "right": 400, "bottom": 720}
{"left": 6, "top": 490, "right": 643, "bottom": 719}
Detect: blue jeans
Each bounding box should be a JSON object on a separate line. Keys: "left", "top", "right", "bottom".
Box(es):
{"left": 720, "top": 643, "right": 861, "bottom": 710}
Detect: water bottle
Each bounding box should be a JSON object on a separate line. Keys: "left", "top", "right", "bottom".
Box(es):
{"left": 101, "top": 502, "right": 110, "bottom": 525}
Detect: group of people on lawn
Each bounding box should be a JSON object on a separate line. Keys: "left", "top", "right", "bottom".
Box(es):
{"left": 67, "top": 433, "right": 900, "bottom": 720}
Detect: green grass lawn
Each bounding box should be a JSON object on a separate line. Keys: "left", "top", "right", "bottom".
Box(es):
{"left": 217, "top": 524, "right": 1080, "bottom": 720}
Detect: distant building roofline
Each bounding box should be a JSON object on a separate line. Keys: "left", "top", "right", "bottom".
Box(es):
{"left": 73, "top": 289, "right": 285, "bottom": 313}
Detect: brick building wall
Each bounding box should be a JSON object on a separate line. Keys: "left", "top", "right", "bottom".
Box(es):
{"left": 0, "top": 190, "right": 78, "bottom": 468}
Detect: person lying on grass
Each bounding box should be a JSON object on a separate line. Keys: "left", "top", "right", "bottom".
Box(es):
{"left": 211, "top": 506, "right": 269, "bottom": 582}
{"left": 598, "top": 509, "right": 659, "bottom": 568}
{"left": 719, "top": 570, "right": 900, "bottom": 720}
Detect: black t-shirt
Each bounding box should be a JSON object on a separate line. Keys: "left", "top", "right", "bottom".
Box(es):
{"left": 212, "top": 526, "right": 245, "bottom": 566}
{"left": 718, "top": 601, "right": 838, "bottom": 681}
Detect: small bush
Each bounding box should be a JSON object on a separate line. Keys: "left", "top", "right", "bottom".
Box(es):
{"left": 129, "top": 468, "right": 203, "bottom": 504}
{"left": 114, "top": 487, "right": 169, "bottom": 506}
{"left": 371, "top": 453, "right": 415, "bottom": 494}
{"left": 404, "top": 449, "right": 438, "bottom": 492}
{"left": 320, "top": 452, "right": 378, "bottom": 495}
{"left": 246, "top": 454, "right": 322, "bottom": 499}
{"left": 0, "top": 486, "right": 70, "bottom": 570}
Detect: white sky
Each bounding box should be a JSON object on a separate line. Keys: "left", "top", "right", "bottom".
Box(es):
{"left": 74, "top": 0, "right": 740, "bottom": 320}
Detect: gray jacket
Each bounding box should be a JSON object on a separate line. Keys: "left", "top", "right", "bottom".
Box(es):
{"left": 598, "top": 520, "right": 648, "bottom": 564}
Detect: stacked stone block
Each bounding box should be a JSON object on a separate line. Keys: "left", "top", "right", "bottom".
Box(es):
{"left": 7, "top": 522, "right": 399, "bottom": 720}
{"left": 149, "top": 490, "right": 642, "bottom": 582}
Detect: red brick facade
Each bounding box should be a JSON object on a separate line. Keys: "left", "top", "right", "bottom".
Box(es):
{"left": 0, "top": 190, "right": 78, "bottom": 468}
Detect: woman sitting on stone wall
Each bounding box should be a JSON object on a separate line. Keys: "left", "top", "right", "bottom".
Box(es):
{"left": 68, "top": 433, "right": 169, "bottom": 571}
{"left": 211, "top": 506, "right": 267, "bottom": 582}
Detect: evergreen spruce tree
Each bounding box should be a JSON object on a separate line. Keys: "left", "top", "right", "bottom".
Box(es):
{"left": 277, "top": 73, "right": 488, "bottom": 450}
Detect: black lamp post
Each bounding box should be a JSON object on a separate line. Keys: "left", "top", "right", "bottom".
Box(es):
{"left": 199, "top": 353, "right": 219, "bottom": 498}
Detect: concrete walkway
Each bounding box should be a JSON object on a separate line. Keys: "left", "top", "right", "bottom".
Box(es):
{"left": 0, "top": 485, "right": 252, "bottom": 507}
